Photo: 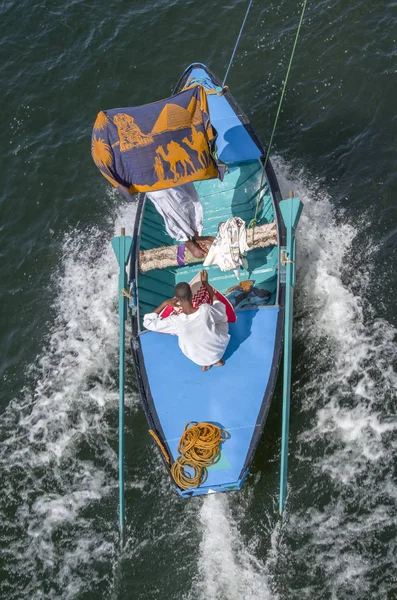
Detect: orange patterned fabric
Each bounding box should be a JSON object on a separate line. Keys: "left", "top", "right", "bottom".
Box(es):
{"left": 91, "top": 85, "right": 223, "bottom": 197}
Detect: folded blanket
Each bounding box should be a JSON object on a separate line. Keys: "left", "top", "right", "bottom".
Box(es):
{"left": 139, "top": 221, "right": 277, "bottom": 273}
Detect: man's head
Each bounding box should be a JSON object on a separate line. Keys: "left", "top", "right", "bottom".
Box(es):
{"left": 174, "top": 282, "right": 192, "bottom": 304}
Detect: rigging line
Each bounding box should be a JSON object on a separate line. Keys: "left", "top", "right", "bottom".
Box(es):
{"left": 222, "top": 0, "right": 254, "bottom": 87}
{"left": 263, "top": 0, "right": 308, "bottom": 170}
{"left": 249, "top": 0, "right": 308, "bottom": 229}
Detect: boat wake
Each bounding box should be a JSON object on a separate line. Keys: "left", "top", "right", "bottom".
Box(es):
{"left": 0, "top": 200, "right": 138, "bottom": 600}
{"left": 273, "top": 156, "right": 397, "bottom": 598}
{"left": 188, "top": 494, "right": 278, "bottom": 600}
{"left": 189, "top": 156, "right": 397, "bottom": 600}
{"left": 1, "top": 160, "right": 396, "bottom": 599}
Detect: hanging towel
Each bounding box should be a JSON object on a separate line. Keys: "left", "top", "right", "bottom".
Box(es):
{"left": 203, "top": 217, "right": 248, "bottom": 278}
{"left": 147, "top": 182, "right": 203, "bottom": 242}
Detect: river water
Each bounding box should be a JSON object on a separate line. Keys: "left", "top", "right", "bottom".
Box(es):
{"left": 1, "top": 0, "right": 396, "bottom": 598}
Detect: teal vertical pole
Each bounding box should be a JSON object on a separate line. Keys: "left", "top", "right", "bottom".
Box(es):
{"left": 279, "top": 194, "right": 303, "bottom": 515}
{"left": 112, "top": 228, "right": 133, "bottom": 546}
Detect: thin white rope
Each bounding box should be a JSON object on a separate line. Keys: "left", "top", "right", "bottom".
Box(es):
{"left": 222, "top": 0, "right": 254, "bottom": 87}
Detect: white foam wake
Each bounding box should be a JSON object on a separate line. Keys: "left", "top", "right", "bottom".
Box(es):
{"left": 275, "top": 156, "right": 397, "bottom": 470}
{"left": 188, "top": 495, "right": 277, "bottom": 600}
{"left": 190, "top": 157, "right": 397, "bottom": 600}
{"left": 0, "top": 200, "right": 137, "bottom": 600}
{"left": 274, "top": 156, "right": 397, "bottom": 597}
{"left": 2, "top": 158, "right": 396, "bottom": 599}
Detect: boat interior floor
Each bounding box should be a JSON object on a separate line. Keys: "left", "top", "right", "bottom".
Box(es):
{"left": 140, "top": 306, "right": 280, "bottom": 494}
{"left": 137, "top": 160, "right": 279, "bottom": 327}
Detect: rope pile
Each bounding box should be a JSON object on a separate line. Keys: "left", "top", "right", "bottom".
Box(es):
{"left": 171, "top": 422, "right": 230, "bottom": 490}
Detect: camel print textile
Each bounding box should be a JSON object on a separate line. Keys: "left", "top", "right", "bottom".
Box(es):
{"left": 91, "top": 85, "right": 223, "bottom": 196}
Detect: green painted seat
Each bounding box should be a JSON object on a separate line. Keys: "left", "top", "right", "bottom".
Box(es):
{"left": 137, "top": 161, "right": 278, "bottom": 321}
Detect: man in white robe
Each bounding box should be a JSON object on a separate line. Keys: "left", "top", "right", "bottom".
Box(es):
{"left": 147, "top": 183, "right": 211, "bottom": 259}
{"left": 143, "top": 271, "right": 230, "bottom": 372}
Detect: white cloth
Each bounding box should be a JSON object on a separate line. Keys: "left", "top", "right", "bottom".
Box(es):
{"left": 203, "top": 217, "right": 248, "bottom": 278}
{"left": 143, "top": 301, "right": 230, "bottom": 367}
{"left": 147, "top": 183, "right": 203, "bottom": 242}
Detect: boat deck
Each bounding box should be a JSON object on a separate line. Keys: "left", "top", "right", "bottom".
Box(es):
{"left": 133, "top": 64, "right": 284, "bottom": 497}
{"left": 140, "top": 307, "right": 280, "bottom": 496}
{"left": 137, "top": 161, "right": 278, "bottom": 324}
{"left": 136, "top": 163, "right": 281, "bottom": 496}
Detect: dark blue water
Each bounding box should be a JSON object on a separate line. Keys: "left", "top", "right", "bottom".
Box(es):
{"left": 1, "top": 1, "right": 396, "bottom": 598}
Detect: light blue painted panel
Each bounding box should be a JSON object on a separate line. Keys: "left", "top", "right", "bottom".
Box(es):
{"left": 195, "top": 161, "right": 261, "bottom": 195}
{"left": 189, "top": 67, "right": 262, "bottom": 164}
{"left": 140, "top": 307, "right": 279, "bottom": 488}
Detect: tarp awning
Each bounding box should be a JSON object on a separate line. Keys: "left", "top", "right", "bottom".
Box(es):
{"left": 91, "top": 85, "right": 221, "bottom": 196}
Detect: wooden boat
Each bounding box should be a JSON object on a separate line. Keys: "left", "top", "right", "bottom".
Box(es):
{"left": 125, "top": 63, "right": 303, "bottom": 498}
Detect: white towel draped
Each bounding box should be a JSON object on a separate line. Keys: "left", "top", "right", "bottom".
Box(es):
{"left": 203, "top": 217, "right": 248, "bottom": 278}
{"left": 147, "top": 183, "right": 203, "bottom": 242}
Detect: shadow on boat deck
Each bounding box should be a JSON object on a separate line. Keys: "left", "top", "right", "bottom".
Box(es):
{"left": 223, "top": 308, "right": 257, "bottom": 362}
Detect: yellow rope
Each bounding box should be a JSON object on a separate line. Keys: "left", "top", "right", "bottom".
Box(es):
{"left": 171, "top": 455, "right": 208, "bottom": 490}
{"left": 280, "top": 250, "right": 295, "bottom": 266}
{"left": 120, "top": 287, "right": 132, "bottom": 299}
{"left": 171, "top": 422, "right": 230, "bottom": 490}
{"left": 182, "top": 78, "right": 228, "bottom": 96}
{"left": 148, "top": 429, "right": 171, "bottom": 465}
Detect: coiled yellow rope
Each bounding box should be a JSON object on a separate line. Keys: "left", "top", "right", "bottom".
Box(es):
{"left": 149, "top": 429, "right": 170, "bottom": 465}
{"left": 171, "top": 422, "right": 230, "bottom": 490}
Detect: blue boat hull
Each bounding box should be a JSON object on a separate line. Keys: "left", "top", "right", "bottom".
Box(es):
{"left": 129, "top": 64, "right": 287, "bottom": 497}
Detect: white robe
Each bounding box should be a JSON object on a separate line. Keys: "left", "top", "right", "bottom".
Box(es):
{"left": 143, "top": 301, "right": 230, "bottom": 366}
{"left": 147, "top": 182, "right": 203, "bottom": 242}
